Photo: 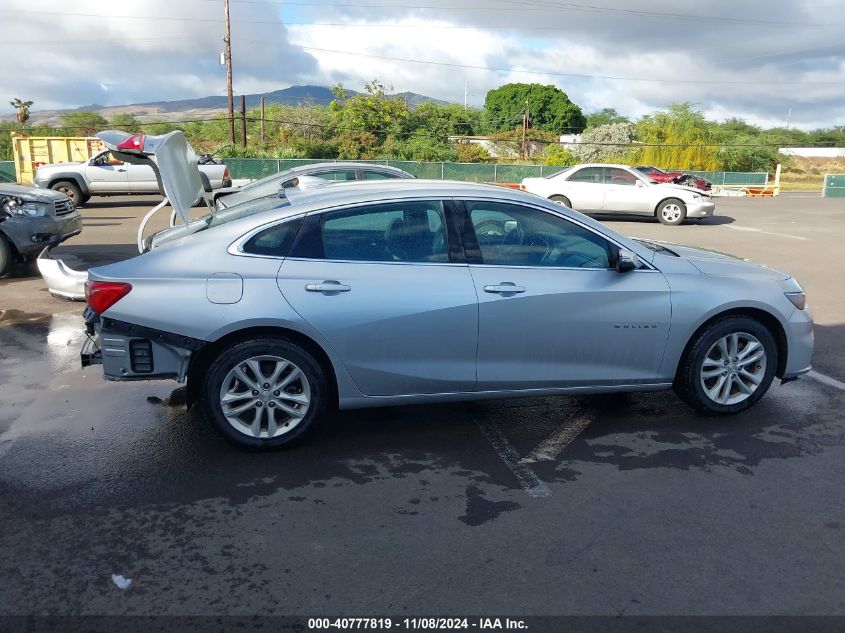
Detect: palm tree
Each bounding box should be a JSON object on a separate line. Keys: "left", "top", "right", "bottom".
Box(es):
{"left": 9, "top": 98, "right": 34, "bottom": 125}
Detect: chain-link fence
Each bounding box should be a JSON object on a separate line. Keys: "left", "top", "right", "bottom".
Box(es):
{"left": 223, "top": 158, "right": 567, "bottom": 183}
{"left": 682, "top": 170, "right": 768, "bottom": 187}
{"left": 0, "top": 161, "right": 15, "bottom": 183}
{"left": 0, "top": 158, "right": 769, "bottom": 188}
{"left": 823, "top": 174, "right": 845, "bottom": 198}
{"left": 224, "top": 159, "right": 768, "bottom": 186}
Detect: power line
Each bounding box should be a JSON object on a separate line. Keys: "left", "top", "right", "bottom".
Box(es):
{"left": 6, "top": 6, "right": 841, "bottom": 29}
{"left": 496, "top": 0, "right": 841, "bottom": 28}
{"left": 215, "top": 0, "right": 844, "bottom": 28}
{"left": 287, "top": 43, "right": 845, "bottom": 85}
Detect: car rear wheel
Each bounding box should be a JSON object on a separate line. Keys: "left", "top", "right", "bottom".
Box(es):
{"left": 201, "top": 338, "right": 328, "bottom": 449}
{"left": 675, "top": 316, "right": 777, "bottom": 415}
{"left": 0, "top": 236, "right": 14, "bottom": 277}
{"left": 657, "top": 198, "right": 687, "bottom": 225}
{"left": 50, "top": 181, "right": 83, "bottom": 206}
{"left": 549, "top": 195, "right": 572, "bottom": 208}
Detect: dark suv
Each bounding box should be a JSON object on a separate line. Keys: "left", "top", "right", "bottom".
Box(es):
{"left": 0, "top": 183, "right": 82, "bottom": 276}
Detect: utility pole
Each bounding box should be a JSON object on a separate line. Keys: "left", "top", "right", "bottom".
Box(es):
{"left": 464, "top": 75, "right": 468, "bottom": 109}
{"left": 240, "top": 94, "right": 247, "bottom": 147}
{"left": 520, "top": 99, "right": 529, "bottom": 160}
{"left": 224, "top": 0, "right": 235, "bottom": 145}
{"left": 260, "top": 97, "right": 265, "bottom": 143}
{"left": 786, "top": 107, "right": 792, "bottom": 130}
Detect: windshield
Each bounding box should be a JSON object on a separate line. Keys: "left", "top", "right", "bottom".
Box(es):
{"left": 544, "top": 166, "right": 575, "bottom": 179}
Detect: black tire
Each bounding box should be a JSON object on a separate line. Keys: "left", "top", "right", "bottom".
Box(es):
{"left": 549, "top": 194, "right": 572, "bottom": 208}
{"left": 0, "top": 235, "right": 14, "bottom": 277}
{"left": 50, "top": 180, "right": 83, "bottom": 206}
{"left": 674, "top": 316, "right": 777, "bottom": 415}
{"left": 201, "top": 337, "right": 329, "bottom": 449}
{"left": 656, "top": 198, "right": 687, "bottom": 225}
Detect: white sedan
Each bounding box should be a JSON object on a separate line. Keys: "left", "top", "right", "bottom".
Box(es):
{"left": 521, "top": 163, "right": 715, "bottom": 225}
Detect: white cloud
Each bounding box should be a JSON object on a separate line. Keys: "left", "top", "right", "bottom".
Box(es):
{"left": 2, "top": 0, "right": 844, "bottom": 129}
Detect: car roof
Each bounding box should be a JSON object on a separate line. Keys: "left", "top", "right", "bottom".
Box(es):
{"left": 283, "top": 178, "right": 531, "bottom": 210}
{"left": 571, "top": 163, "right": 633, "bottom": 170}
{"left": 286, "top": 162, "right": 413, "bottom": 176}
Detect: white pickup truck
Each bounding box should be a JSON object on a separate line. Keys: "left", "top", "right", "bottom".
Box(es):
{"left": 33, "top": 147, "right": 231, "bottom": 206}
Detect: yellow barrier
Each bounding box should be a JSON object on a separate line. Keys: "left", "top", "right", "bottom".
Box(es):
{"left": 11, "top": 133, "right": 105, "bottom": 185}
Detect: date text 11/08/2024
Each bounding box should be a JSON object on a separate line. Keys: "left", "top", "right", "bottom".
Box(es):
{"left": 308, "top": 618, "right": 528, "bottom": 630}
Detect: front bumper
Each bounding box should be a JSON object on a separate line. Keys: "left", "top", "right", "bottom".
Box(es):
{"left": 782, "top": 307, "right": 814, "bottom": 379}
{"left": 2, "top": 212, "right": 82, "bottom": 256}
{"left": 686, "top": 200, "right": 716, "bottom": 218}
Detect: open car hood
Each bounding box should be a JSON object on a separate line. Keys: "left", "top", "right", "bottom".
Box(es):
{"left": 97, "top": 130, "right": 204, "bottom": 224}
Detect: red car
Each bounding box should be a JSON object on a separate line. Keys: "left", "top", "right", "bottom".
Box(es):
{"left": 635, "top": 166, "right": 711, "bottom": 191}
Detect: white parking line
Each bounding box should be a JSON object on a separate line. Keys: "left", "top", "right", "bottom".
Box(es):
{"left": 724, "top": 225, "right": 808, "bottom": 241}
{"left": 520, "top": 416, "right": 592, "bottom": 463}
{"left": 477, "top": 422, "right": 552, "bottom": 498}
{"left": 807, "top": 370, "right": 845, "bottom": 391}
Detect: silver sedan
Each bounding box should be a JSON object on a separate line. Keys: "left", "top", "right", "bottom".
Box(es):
{"left": 214, "top": 162, "right": 414, "bottom": 209}
{"left": 80, "top": 131, "right": 813, "bottom": 449}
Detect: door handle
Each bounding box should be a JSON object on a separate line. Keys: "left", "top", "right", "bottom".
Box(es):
{"left": 305, "top": 280, "right": 351, "bottom": 293}
{"left": 116, "top": 168, "right": 127, "bottom": 172}
{"left": 484, "top": 283, "right": 526, "bottom": 294}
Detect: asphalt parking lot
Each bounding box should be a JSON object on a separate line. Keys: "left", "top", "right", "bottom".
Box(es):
{"left": 1, "top": 193, "right": 844, "bottom": 616}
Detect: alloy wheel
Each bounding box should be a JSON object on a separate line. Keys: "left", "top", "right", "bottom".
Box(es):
{"left": 219, "top": 355, "right": 311, "bottom": 438}
{"left": 700, "top": 332, "right": 767, "bottom": 405}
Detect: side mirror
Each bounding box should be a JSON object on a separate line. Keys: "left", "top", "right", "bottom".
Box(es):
{"left": 616, "top": 249, "right": 641, "bottom": 273}
{"left": 634, "top": 180, "right": 645, "bottom": 188}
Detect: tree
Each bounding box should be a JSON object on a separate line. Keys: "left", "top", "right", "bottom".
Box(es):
{"left": 572, "top": 122, "right": 634, "bottom": 163}
{"left": 585, "top": 108, "right": 629, "bottom": 129}
{"left": 61, "top": 111, "right": 108, "bottom": 136}
{"left": 634, "top": 103, "right": 719, "bottom": 170}
{"left": 542, "top": 144, "right": 577, "bottom": 167}
{"left": 716, "top": 134, "right": 779, "bottom": 172}
{"left": 328, "top": 80, "right": 409, "bottom": 158}
{"left": 109, "top": 113, "right": 141, "bottom": 132}
{"left": 9, "top": 98, "right": 34, "bottom": 125}
{"left": 455, "top": 143, "right": 492, "bottom": 163}
{"left": 484, "top": 83, "right": 586, "bottom": 135}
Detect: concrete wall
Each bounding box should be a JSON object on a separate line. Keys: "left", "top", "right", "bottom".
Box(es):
{"left": 779, "top": 147, "right": 845, "bottom": 158}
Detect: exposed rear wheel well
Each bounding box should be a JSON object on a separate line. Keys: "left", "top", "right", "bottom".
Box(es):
{"left": 676, "top": 308, "right": 788, "bottom": 380}
{"left": 186, "top": 326, "right": 338, "bottom": 409}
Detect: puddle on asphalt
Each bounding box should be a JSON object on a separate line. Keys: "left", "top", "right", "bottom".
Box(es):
{"left": 0, "top": 309, "right": 51, "bottom": 325}
{"left": 0, "top": 309, "right": 843, "bottom": 522}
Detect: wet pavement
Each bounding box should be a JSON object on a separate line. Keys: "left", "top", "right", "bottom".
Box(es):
{"left": 1, "top": 195, "right": 844, "bottom": 616}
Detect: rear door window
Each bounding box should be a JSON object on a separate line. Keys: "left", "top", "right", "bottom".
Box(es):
{"left": 291, "top": 201, "right": 449, "bottom": 263}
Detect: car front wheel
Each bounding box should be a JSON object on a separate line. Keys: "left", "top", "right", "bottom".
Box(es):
{"left": 657, "top": 198, "right": 687, "bottom": 225}
{"left": 675, "top": 316, "right": 777, "bottom": 415}
{"left": 201, "top": 337, "right": 328, "bottom": 449}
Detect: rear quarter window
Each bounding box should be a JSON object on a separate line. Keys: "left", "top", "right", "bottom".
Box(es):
{"left": 241, "top": 216, "right": 304, "bottom": 257}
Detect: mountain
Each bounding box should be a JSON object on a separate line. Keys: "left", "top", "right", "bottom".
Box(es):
{"left": 2, "top": 85, "right": 451, "bottom": 125}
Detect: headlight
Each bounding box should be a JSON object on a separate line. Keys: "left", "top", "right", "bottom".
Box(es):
{"left": 1, "top": 196, "right": 47, "bottom": 217}
{"left": 785, "top": 291, "right": 807, "bottom": 310}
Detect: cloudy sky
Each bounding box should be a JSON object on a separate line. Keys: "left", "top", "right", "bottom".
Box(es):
{"left": 2, "top": 0, "right": 844, "bottom": 129}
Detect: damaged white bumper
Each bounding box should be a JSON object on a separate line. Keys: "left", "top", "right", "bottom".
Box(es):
{"left": 36, "top": 247, "right": 88, "bottom": 300}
